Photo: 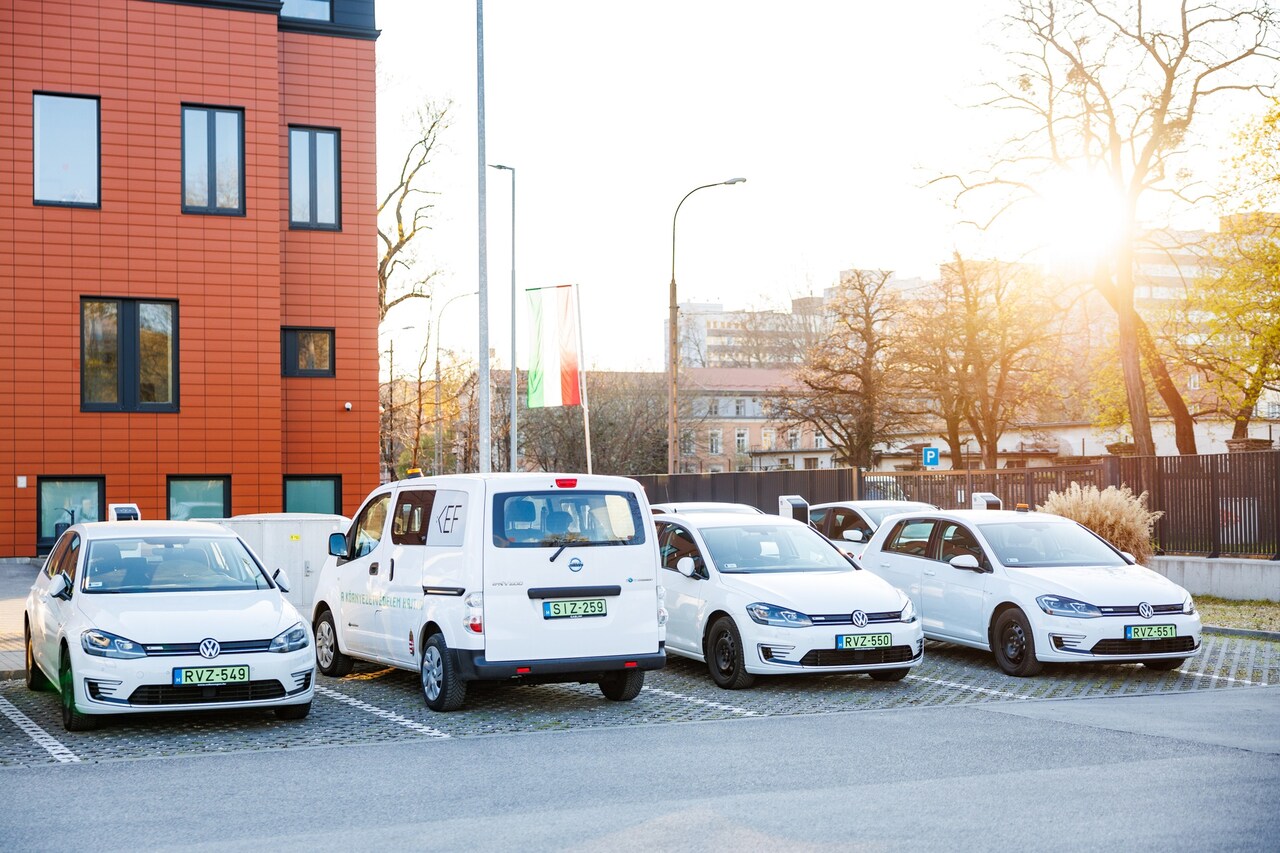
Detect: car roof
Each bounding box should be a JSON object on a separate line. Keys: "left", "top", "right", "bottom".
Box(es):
{"left": 73, "top": 520, "right": 241, "bottom": 539}
{"left": 657, "top": 511, "right": 808, "bottom": 528}
{"left": 651, "top": 502, "right": 763, "bottom": 514}
{"left": 878, "top": 509, "right": 1068, "bottom": 524}
{"left": 811, "top": 500, "right": 935, "bottom": 510}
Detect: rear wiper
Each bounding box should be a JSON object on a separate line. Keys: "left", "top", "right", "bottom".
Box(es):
{"left": 547, "top": 537, "right": 588, "bottom": 562}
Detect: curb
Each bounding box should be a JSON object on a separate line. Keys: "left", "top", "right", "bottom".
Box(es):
{"left": 0, "top": 670, "right": 22, "bottom": 680}
{"left": 1203, "top": 624, "right": 1280, "bottom": 641}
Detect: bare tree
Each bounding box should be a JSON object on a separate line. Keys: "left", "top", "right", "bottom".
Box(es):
{"left": 939, "top": 0, "right": 1279, "bottom": 455}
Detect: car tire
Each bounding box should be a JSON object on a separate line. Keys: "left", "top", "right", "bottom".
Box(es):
{"left": 599, "top": 669, "right": 645, "bottom": 701}
{"left": 869, "top": 667, "right": 910, "bottom": 682}
{"left": 314, "top": 609, "right": 353, "bottom": 678}
{"left": 59, "top": 648, "right": 97, "bottom": 732}
{"left": 274, "top": 701, "right": 312, "bottom": 720}
{"left": 25, "top": 621, "right": 50, "bottom": 691}
{"left": 421, "top": 633, "right": 466, "bottom": 712}
{"left": 992, "top": 609, "right": 1044, "bottom": 677}
{"left": 706, "top": 617, "right": 756, "bottom": 690}
{"left": 1142, "top": 657, "right": 1187, "bottom": 672}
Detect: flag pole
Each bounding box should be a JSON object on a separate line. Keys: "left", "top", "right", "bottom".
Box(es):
{"left": 574, "top": 284, "right": 593, "bottom": 475}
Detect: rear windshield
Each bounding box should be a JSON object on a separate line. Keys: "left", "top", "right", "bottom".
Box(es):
{"left": 81, "top": 536, "right": 272, "bottom": 593}
{"left": 493, "top": 490, "right": 646, "bottom": 548}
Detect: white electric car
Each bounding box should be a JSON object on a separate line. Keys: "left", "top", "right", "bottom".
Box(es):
{"left": 859, "top": 508, "right": 1201, "bottom": 676}
{"left": 24, "top": 521, "right": 315, "bottom": 731}
{"left": 653, "top": 512, "right": 923, "bottom": 688}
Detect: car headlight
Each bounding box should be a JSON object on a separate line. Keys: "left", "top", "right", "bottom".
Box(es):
{"left": 1182, "top": 594, "right": 1196, "bottom": 615}
{"left": 82, "top": 629, "right": 146, "bottom": 659}
{"left": 269, "top": 621, "right": 310, "bottom": 653}
{"left": 899, "top": 598, "right": 917, "bottom": 624}
{"left": 1036, "top": 595, "right": 1101, "bottom": 618}
{"left": 746, "top": 602, "right": 812, "bottom": 628}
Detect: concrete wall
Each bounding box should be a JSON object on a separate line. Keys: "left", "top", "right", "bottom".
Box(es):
{"left": 1150, "top": 556, "right": 1280, "bottom": 602}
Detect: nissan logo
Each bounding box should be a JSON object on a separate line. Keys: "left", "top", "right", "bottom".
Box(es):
{"left": 851, "top": 610, "right": 868, "bottom": 628}
{"left": 199, "top": 638, "right": 221, "bottom": 659}
{"left": 1138, "top": 602, "right": 1153, "bottom": 620}
{"left": 568, "top": 557, "right": 584, "bottom": 573}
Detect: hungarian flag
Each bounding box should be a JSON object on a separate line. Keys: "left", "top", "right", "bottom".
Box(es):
{"left": 527, "top": 285, "right": 581, "bottom": 408}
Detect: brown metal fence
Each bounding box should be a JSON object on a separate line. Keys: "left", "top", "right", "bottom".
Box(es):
{"left": 632, "top": 450, "right": 1280, "bottom": 559}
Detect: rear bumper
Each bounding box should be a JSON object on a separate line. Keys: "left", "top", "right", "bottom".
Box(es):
{"left": 453, "top": 645, "right": 666, "bottom": 682}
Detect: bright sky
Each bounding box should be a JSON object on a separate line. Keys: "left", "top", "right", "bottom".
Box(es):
{"left": 373, "top": 0, "right": 1245, "bottom": 372}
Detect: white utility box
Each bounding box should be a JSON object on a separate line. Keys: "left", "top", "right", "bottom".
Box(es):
{"left": 205, "top": 513, "right": 349, "bottom": 615}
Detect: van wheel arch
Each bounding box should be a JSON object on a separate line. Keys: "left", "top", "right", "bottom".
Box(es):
{"left": 420, "top": 621, "right": 445, "bottom": 656}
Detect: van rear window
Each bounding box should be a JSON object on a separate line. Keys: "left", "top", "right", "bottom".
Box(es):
{"left": 493, "top": 491, "right": 646, "bottom": 547}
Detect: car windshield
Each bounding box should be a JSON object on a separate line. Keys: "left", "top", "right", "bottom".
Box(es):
{"left": 976, "top": 521, "right": 1126, "bottom": 569}
{"left": 493, "top": 490, "right": 646, "bottom": 548}
{"left": 81, "top": 536, "right": 271, "bottom": 593}
{"left": 700, "top": 523, "right": 853, "bottom": 573}
{"left": 862, "top": 503, "right": 936, "bottom": 526}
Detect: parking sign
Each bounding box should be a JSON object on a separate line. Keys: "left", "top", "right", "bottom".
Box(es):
{"left": 922, "top": 447, "right": 940, "bottom": 467}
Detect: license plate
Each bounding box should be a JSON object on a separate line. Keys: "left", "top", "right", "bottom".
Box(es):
{"left": 543, "top": 598, "right": 607, "bottom": 619}
{"left": 835, "top": 633, "right": 892, "bottom": 649}
{"left": 173, "top": 665, "right": 250, "bottom": 686}
{"left": 1126, "top": 624, "right": 1176, "bottom": 640}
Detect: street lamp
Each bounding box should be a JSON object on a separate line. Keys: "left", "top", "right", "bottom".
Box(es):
{"left": 488, "top": 163, "right": 517, "bottom": 472}
{"left": 668, "top": 177, "right": 746, "bottom": 474}
{"left": 434, "top": 291, "right": 479, "bottom": 475}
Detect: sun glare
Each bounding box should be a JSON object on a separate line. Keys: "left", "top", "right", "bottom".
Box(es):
{"left": 1032, "top": 167, "right": 1131, "bottom": 276}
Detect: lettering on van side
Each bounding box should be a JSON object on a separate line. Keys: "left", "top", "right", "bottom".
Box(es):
{"left": 340, "top": 591, "right": 424, "bottom": 610}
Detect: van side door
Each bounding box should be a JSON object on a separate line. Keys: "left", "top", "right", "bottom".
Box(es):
{"left": 334, "top": 492, "right": 393, "bottom": 658}
{"left": 377, "top": 487, "right": 436, "bottom": 666}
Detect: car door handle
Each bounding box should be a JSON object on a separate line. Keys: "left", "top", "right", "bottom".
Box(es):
{"left": 369, "top": 561, "right": 379, "bottom": 575}
{"left": 879, "top": 563, "right": 890, "bottom": 569}
{"left": 389, "top": 558, "right": 395, "bottom": 582}
{"left": 923, "top": 569, "right": 936, "bottom": 576}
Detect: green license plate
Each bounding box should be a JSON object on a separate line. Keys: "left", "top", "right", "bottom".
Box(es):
{"left": 1126, "top": 624, "right": 1176, "bottom": 640}
{"left": 836, "top": 633, "right": 892, "bottom": 649}
{"left": 543, "top": 598, "right": 607, "bottom": 619}
{"left": 173, "top": 665, "right": 250, "bottom": 686}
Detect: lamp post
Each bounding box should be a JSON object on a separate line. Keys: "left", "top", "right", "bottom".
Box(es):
{"left": 433, "top": 292, "right": 479, "bottom": 475}
{"left": 668, "top": 177, "right": 746, "bottom": 474}
{"left": 488, "top": 163, "right": 517, "bottom": 472}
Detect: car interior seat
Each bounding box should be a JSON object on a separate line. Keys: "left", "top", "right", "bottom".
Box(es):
{"left": 545, "top": 510, "right": 574, "bottom": 537}
{"left": 506, "top": 499, "right": 538, "bottom": 542}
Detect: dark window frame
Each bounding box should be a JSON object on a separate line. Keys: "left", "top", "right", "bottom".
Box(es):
{"left": 36, "top": 476, "right": 106, "bottom": 553}
{"left": 283, "top": 475, "right": 343, "bottom": 514}
{"left": 80, "top": 297, "right": 180, "bottom": 413}
{"left": 181, "top": 104, "right": 246, "bottom": 216}
{"left": 289, "top": 125, "right": 341, "bottom": 230}
{"left": 166, "top": 475, "right": 232, "bottom": 520}
{"left": 281, "top": 327, "right": 336, "bottom": 377}
{"left": 33, "top": 92, "right": 101, "bottom": 209}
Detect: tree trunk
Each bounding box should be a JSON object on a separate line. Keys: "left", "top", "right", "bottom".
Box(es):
{"left": 1134, "top": 317, "right": 1197, "bottom": 455}
{"left": 1116, "top": 306, "right": 1156, "bottom": 456}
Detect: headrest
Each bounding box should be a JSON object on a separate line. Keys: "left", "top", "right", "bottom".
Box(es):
{"left": 507, "top": 500, "right": 535, "bottom": 524}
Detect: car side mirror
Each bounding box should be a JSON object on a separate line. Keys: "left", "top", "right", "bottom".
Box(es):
{"left": 841, "top": 529, "right": 864, "bottom": 543}
{"left": 949, "top": 554, "right": 983, "bottom": 572}
{"left": 273, "top": 568, "right": 291, "bottom": 593}
{"left": 676, "top": 556, "right": 698, "bottom": 578}
{"left": 1120, "top": 551, "right": 1136, "bottom": 564}
{"left": 328, "top": 532, "right": 349, "bottom": 559}
{"left": 48, "top": 573, "right": 71, "bottom": 600}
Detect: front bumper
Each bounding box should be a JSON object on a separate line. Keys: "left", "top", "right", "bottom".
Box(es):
{"left": 1032, "top": 612, "right": 1203, "bottom": 663}
{"left": 744, "top": 621, "right": 925, "bottom": 675}
{"left": 73, "top": 646, "right": 315, "bottom": 715}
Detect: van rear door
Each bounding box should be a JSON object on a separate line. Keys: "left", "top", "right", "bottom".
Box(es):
{"left": 484, "top": 484, "right": 659, "bottom": 663}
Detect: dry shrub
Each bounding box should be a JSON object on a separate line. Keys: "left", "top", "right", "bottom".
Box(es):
{"left": 1037, "top": 483, "right": 1163, "bottom": 564}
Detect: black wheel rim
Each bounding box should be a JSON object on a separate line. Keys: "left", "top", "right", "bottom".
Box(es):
{"left": 1002, "top": 622, "right": 1026, "bottom": 664}
{"left": 714, "top": 630, "right": 736, "bottom": 677}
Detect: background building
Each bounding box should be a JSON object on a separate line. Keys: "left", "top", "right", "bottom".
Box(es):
{"left": 0, "top": 0, "right": 380, "bottom": 554}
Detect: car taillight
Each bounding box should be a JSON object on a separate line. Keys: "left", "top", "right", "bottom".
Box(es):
{"left": 555, "top": 478, "right": 577, "bottom": 488}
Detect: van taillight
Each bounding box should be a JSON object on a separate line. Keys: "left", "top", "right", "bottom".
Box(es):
{"left": 555, "top": 478, "right": 577, "bottom": 488}
{"left": 624, "top": 661, "right": 638, "bottom": 668}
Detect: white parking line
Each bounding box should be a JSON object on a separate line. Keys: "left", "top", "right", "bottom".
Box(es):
{"left": 906, "top": 674, "right": 1029, "bottom": 700}
{"left": 314, "top": 685, "right": 450, "bottom": 739}
{"left": 643, "top": 686, "right": 761, "bottom": 716}
{"left": 1179, "top": 669, "right": 1268, "bottom": 687}
{"left": 0, "top": 695, "right": 81, "bottom": 763}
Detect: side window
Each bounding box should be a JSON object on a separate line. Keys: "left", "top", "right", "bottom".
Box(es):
{"left": 884, "top": 520, "right": 936, "bottom": 558}
{"left": 938, "top": 523, "right": 988, "bottom": 569}
{"left": 348, "top": 494, "right": 391, "bottom": 558}
{"left": 659, "top": 524, "right": 702, "bottom": 574}
{"left": 808, "top": 508, "right": 828, "bottom": 535}
{"left": 44, "top": 533, "right": 72, "bottom": 578}
{"left": 392, "top": 490, "right": 434, "bottom": 546}
{"left": 57, "top": 534, "right": 83, "bottom": 587}
{"left": 830, "top": 509, "right": 872, "bottom": 540}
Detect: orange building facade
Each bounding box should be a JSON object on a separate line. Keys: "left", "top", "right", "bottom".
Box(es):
{"left": 0, "top": 0, "right": 380, "bottom": 555}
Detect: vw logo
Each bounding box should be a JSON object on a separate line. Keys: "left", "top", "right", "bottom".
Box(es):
{"left": 851, "top": 610, "right": 868, "bottom": 628}
{"left": 199, "top": 638, "right": 221, "bottom": 659}
{"left": 568, "top": 557, "right": 584, "bottom": 573}
{"left": 1138, "top": 602, "right": 1153, "bottom": 620}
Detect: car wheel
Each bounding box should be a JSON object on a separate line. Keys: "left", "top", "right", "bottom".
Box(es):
{"left": 1142, "top": 658, "right": 1187, "bottom": 672}
{"left": 869, "top": 667, "right": 910, "bottom": 682}
{"left": 706, "top": 617, "right": 756, "bottom": 690}
{"left": 274, "top": 701, "right": 312, "bottom": 720}
{"left": 599, "top": 669, "right": 644, "bottom": 701}
{"left": 314, "top": 609, "right": 353, "bottom": 678}
{"left": 24, "top": 621, "right": 50, "bottom": 691}
{"left": 421, "top": 633, "right": 466, "bottom": 712}
{"left": 58, "top": 649, "right": 97, "bottom": 732}
{"left": 992, "top": 609, "right": 1044, "bottom": 677}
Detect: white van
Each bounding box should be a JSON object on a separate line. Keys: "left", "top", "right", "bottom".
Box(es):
{"left": 310, "top": 473, "right": 667, "bottom": 711}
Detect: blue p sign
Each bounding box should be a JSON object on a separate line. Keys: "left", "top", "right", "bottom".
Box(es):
{"left": 922, "top": 447, "right": 940, "bottom": 467}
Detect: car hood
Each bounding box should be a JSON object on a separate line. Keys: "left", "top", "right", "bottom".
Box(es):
{"left": 1003, "top": 563, "right": 1187, "bottom": 605}
{"left": 717, "top": 569, "right": 905, "bottom": 613}
{"left": 75, "top": 590, "right": 299, "bottom": 642}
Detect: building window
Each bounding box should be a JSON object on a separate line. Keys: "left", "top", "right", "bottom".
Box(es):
{"left": 38, "top": 477, "right": 105, "bottom": 551}
{"left": 1187, "top": 372, "right": 1201, "bottom": 391}
{"left": 182, "top": 105, "right": 244, "bottom": 215}
{"left": 804, "top": 457, "right": 819, "bottom": 470}
{"left": 680, "top": 429, "right": 695, "bottom": 457}
{"left": 708, "top": 429, "right": 722, "bottom": 455}
{"left": 290, "top": 127, "right": 340, "bottom": 229}
{"left": 814, "top": 433, "right": 827, "bottom": 450}
{"left": 285, "top": 476, "right": 342, "bottom": 514}
{"left": 81, "top": 298, "right": 178, "bottom": 412}
{"left": 762, "top": 429, "right": 776, "bottom": 451}
{"left": 709, "top": 397, "right": 721, "bottom": 416}
{"left": 735, "top": 428, "right": 749, "bottom": 453}
{"left": 34, "top": 93, "right": 99, "bottom": 207}
{"left": 168, "top": 476, "right": 231, "bottom": 520}
{"left": 282, "top": 328, "right": 335, "bottom": 377}
{"left": 787, "top": 429, "right": 800, "bottom": 450}
{"left": 281, "top": 0, "right": 331, "bottom": 20}
{"left": 734, "top": 398, "right": 747, "bottom": 417}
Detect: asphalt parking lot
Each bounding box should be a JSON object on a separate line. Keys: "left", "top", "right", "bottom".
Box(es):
{"left": 2, "top": 632, "right": 1276, "bottom": 768}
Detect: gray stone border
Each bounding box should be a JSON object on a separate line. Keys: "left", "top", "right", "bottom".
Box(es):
{"left": 1204, "top": 624, "right": 1280, "bottom": 641}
